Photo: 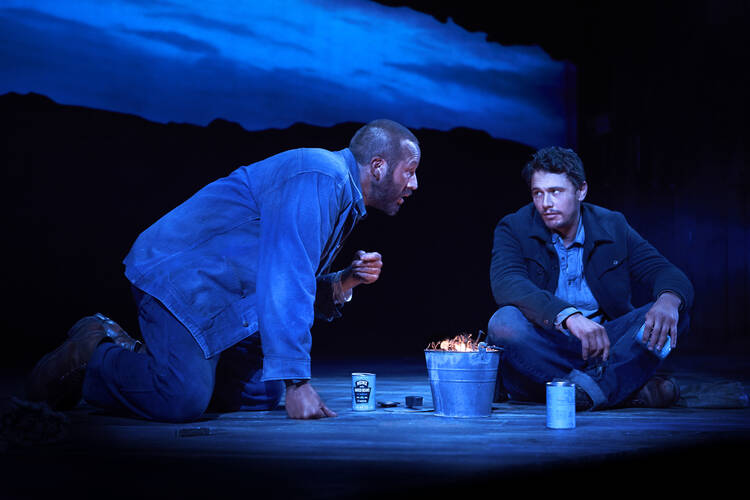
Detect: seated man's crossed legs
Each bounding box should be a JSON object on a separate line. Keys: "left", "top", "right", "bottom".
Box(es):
{"left": 487, "top": 304, "right": 690, "bottom": 410}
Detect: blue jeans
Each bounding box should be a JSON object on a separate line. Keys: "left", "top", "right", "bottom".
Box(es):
{"left": 487, "top": 303, "right": 690, "bottom": 409}
{"left": 82, "top": 287, "right": 283, "bottom": 422}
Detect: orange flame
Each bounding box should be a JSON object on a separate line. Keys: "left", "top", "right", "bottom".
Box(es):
{"left": 427, "top": 333, "right": 480, "bottom": 352}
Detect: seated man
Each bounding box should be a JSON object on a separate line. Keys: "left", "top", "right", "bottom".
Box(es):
{"left": 27, "top": 119, "right": 421, "bottom": 421}
{"left": 488, "top": 147, "right": 693, "bottom": 410}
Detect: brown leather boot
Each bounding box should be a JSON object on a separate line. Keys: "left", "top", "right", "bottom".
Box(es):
{"left": 86, "top": 313, "right": 143, "bottom": 352}
{"left": 626, "top": 376, "right": 681, "bottom": 408}
{"left": 26, "top": 314, "right": 142, "bottom": 410}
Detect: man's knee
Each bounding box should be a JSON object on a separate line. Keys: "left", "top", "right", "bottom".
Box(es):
{"left": 150, "top": 365, "right": 215, "bottom": 422}
{"left": 151, "top": 384, "right": 213, "bottom": 422}
{"left": 487, "top": 306, "right": 532, "bottom": 347}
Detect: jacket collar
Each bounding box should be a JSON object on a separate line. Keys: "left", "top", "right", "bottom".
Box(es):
{"left": 340, "top": 148, "right": 367, "bottom": 218}
{"left": 580, "top": 203, "right": 614, "bottom": 243}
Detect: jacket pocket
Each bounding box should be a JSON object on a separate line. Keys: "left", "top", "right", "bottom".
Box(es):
{"left": 598, "top": 255, "right": 627, "bottom": 279}
{"left": 168, "top": 255, "right": 243, "bottom": 330}
{"left": 525, "top": 258, "right": 549, "bottom": 288}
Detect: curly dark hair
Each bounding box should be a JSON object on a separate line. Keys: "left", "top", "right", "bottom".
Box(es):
{"left": 521, "top": 147, "right": 586, "bottom": 190}
{"left": 349, "top": 119, "right": 418, "bottom": 168}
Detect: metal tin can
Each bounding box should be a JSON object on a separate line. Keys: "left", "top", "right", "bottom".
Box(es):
{"left": 635, "top": 323, "right": 672, "bottom": 359}
{"left": 546, "top": 381, "right": 575, "bottom": 429}
{"left": 352, "top": 372, "right": 376, "bottom": 411}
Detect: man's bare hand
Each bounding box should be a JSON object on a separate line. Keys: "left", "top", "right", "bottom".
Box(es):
{"left": 285, "top": 382, "right": 337, "bottom": 420}
{"left": 642, "top": 292, "right": 681, "bottom": 351}
{"left": 565, "top": 313, "right": 611, "bottom": 361}
{"left": 342, "top": 251, "right": 382, "bottom": 289}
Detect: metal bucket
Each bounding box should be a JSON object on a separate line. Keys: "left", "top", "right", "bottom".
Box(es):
{"left": 424, "top": 348, "right": 500, "bottom": 417}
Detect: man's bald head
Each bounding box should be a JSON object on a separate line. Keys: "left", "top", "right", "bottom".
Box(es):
{"left": 349, "top": 119, "right": 419, "bottom": 168}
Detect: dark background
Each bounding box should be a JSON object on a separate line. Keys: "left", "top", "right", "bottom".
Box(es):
{"left": 2, "top": 1, "right": 747, "bottom": 371}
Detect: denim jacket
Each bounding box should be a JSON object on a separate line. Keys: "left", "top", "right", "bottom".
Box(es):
{"left": 123, "top": 148, "right": 366, "bottom": 381}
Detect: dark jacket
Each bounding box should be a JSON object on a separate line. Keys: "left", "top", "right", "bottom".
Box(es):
{"left": 490, "top": 202, "right": 694, "bottom": 329}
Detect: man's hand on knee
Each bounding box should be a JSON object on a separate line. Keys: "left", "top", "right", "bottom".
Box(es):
{"left": 643, "top": 292, "right": 681, "bottom": 351}
{"left": 284, "top": 381, "right": 337, "bottom": 419}
{"left": 565, "top": 313, "right": 610, "bottom": 361}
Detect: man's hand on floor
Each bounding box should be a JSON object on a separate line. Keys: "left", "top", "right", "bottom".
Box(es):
{"left": 285, "top": 382, "right": 337, "bottom": 419}
{"left": 565, "top": 313, "right": 611, "bottom": 361}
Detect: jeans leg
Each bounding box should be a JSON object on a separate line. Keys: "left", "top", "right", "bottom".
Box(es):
{"left": 487, "top": 306, "right": 585, "bottom": 403}
{"left": 82, "top": 288, "right": 217, "bottom": 422}
{"left": 587, "top": 302, "right": 691, "bottom": 408}
{"left": 208, "top": 333, "right": 284, "bottom": 412}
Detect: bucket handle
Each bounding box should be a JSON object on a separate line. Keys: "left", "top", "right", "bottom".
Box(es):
{"left": 478, "top": 341, "right": 504, "bottom": 352}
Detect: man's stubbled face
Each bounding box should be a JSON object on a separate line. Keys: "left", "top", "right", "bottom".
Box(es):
{"left": 530, "top": 170, "right": 586, "bottom": 238}
{"left": 370, "top": 140, "right": 420, "bottom": 216}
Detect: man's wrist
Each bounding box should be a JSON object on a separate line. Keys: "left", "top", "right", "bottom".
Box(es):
{"left": 657, "top": 291, "right": 682, "bottom": 308}
{"left": 562, "top": 312, "right": 582, "bottom": 330}
{"left": 333, "top": 269, "right": 355, "bottom": 304}
{"left": 555, "top": 307, "right": 580, "bottom": 331}
{"left": 340, "top": 267, "right": 359, "bottom": 291}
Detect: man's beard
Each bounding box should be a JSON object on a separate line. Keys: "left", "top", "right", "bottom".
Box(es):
{"left": 370, "top": 172, "right": 403, "bottom": 216}
{"left": 542, "top": 209, "right": 578, "bottom": 235}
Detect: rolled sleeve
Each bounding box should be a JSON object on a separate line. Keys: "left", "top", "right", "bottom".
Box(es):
{"left": 313, "top": 272, "right": 346, "bottom": 321}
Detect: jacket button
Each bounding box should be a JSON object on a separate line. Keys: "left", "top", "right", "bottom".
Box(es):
{"left": 613, "top": 260, "right": 619, "bottom": 265}
{"left": 242, "top": 321, "right": 249, "bottom": 327}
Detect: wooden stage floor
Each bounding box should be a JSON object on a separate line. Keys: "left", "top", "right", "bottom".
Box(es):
{"left": 1, "top": 353, "right": 748, "bottom": 498}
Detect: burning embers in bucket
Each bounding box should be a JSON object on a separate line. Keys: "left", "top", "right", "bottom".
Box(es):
{"left": 426, "top": 332, "right": 500, "bottom": 353}
{"left": 425, "top": 332, "right": 502, "bottom": 417}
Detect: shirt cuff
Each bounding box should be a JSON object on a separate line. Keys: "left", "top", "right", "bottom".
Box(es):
{"left": 555, "top": 307, "right": 580, "bottom": 332}
{"left": 332, "top": 270, "right": 353, "bottom": 305}
{"left": 261, "top": 356, "right": 311, "bottom": 382}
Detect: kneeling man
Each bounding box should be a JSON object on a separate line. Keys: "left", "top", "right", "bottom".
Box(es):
{"left": 488, "top": 147, "right": 693, "bottom": 410}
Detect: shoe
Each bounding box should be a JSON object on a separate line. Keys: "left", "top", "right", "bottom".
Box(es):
{"left": 26, "top": 314, "right": 141, "bottom": 410}
{"left": 626, "top": 376, "right": 680, "bottom": 408}
{"left": 74, "top": 313, "right": 143, "bottom": 352}
{"left": 575, "top": 385, "right": 593, "bottom": 411}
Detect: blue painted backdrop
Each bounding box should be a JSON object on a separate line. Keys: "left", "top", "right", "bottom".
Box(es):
{"left": 0, "top": 0, "right": 574, "bottom": 148}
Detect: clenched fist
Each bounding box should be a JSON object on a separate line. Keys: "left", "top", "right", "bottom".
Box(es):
{"left": 350, "top": 251, "right": 382, "bottom": 284}
{"left": 342, "top": 251, "right": 383, "bottom": 291}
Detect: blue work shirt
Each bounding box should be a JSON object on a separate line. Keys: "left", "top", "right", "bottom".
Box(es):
{"left": 552, "top": 217, "right": 602, "bottom": 329}
{"left": 123, "top": 148, "right": 366, "bottom": 381}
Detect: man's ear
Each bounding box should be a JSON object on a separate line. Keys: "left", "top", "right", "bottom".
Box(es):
{"left": 370, "top": 157, "right": 386, "bottom": 181}
{"left": 577, "top": 181, "right": 588, "bottom": 201}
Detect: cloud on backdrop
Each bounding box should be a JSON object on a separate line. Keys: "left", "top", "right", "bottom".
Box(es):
{"left": 0, "top": 0, "right": 575, "bottom": 147}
